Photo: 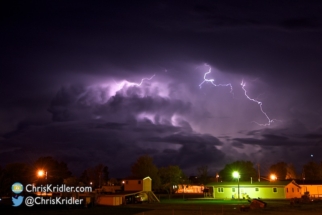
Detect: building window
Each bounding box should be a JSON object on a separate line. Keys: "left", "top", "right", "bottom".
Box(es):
{"left": 297, "top": 188, "right": 300, "bottom": 192}
{"left": 232, "top": 188, "right": 235, "bottom": 192}
{"left": 138, "top": 180, "right": 141, "bottom": 184}
{"left": 273, "top": 187, "right": 277, "bottom": 193}
{"left": 218, "top": 187, "right": 224, "bottom": 193}
{"left": 255, "top": 188, "right": 259, "bottom": 192}
{"left": 292, "top": 188, "right": 294, "bottom": 192}
{"left": 286, "top": 188, "right": 288, "bottom": 192}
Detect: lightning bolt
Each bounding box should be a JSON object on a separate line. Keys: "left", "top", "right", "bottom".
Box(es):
{"left": 199, "top": 64, "right": 278, "bottom": 126}
{"left": 241, "top": 80, "right": 277, "bottom": 126}
{"left": 199, "top": 64, "right": 233, "bottom": 94}
{"left": 127, "top": 74, "right": 156, "bottom": 87}
{"left": 109, "top": 74, "right": 156, "bottom": 97}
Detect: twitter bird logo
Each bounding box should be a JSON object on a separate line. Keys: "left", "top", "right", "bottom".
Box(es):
{"left": 12, "top": 196, "right": 24, "bottom": 207}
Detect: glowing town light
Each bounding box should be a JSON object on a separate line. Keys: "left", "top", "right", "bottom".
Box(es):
{"left": 241, "top": 80, "right": 276, "bottom": 126}
{"left": 232, "top": 171, "right": 240, "bottom": 200}
{"left": 270, "top": 174, "right": 277, "bottom": 181}
{"left": 232, "top": 171, "right": 240, "bottom": 179}
{"left": 199, "top": 64, "right": 233, "bottom": 94}
{"left": 37, "top": 170, "right": 45, "bottom": 177}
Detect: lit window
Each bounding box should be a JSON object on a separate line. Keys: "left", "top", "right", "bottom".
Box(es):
{"left": 255, "top": 188, "right": 259, "bottom": 192}
{"left": 218, "top": 187, "right": 224, "bottom": 193}
{"left": 273, "top": 187, "right": 277, "bottom": 193}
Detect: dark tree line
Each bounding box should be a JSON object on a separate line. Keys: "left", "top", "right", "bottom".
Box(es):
{"left": 130, "top": 155, "right": 186, "bottom": 197}
{"left": 80, "top": 164, "right": 109, "bottom": 187}
{"left": 219, "top": 161, "right": 258, "bottom": 182}
{"left": 2, "top": 155, "right": 322, "bottom": 196}
{"left": 0, "top": 156, "right": 109, "bottom": 196}
{"left": 218, "top": 160, "right": 322, "bottom": 182}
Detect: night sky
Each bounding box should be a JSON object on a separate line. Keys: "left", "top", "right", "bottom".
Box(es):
{"left": 1, "top": 1, "right": 322, "bottom": 177}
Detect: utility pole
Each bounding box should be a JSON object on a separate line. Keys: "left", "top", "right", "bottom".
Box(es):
{"left": 258, "top": 164, "right": 260, "bottom": 182}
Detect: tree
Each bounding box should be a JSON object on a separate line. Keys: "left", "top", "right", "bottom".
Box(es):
{"left": 131, "top": 155, "right": 160, "bottom": 189}
{"left": 197, "top": 165, "right": 211, "bottom": 185}
{"left": 82, "top": 164, "right": 104, "bottom": 188}
{"left": 219, "top": 161, "right": 257, "bottom": 182}
{"left": 0, "top": 163, "right": 32, "bottom": 195}
{"left": 270, "top": 162, "right": 287, "bottom": 179}
{"left": 159, "top": 165, "right": 183, "bottom": 198}
{"left": 178, "top": 173, "right": 189, "bottom": 199}
{"left": 269, "top": 162, "right": 297, "bottom": 180}
{"left": 64, "top": 176, "right": 79, "bottom": 186}
{"left": 303, "top": 161, "right": 322, "bottom": 180}
{"left": 108, "top": 178, "right": 120, "bottom": 186}
{"left": 285, "top": 163, "right": 297, "bottom": 179}
{"left": 102, "top": 166, "right": 109, "bottom": 185}
{"left": 79, "top": 170, "right": 90, "bottom": 186}
{"left": 0, "top": 166, "right": 5, "bottom": 195}
{"left": 82, "top": 163, "right": 108, "bottom": 188}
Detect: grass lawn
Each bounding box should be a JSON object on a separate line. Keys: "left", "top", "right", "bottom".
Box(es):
{"left": 127, "top": 198, "right": 322, "bottom": 215}
{"left": 2, "top": 197, "right": 322, "bottom": 215}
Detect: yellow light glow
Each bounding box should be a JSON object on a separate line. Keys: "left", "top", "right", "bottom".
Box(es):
{"left": 270, "top": 174, "right": 277, "bottom": 181}
{"left": 232, "top": 171, "right": 240, "bottom": 179}
{"left": 38, "top": 170, "right": 45, "bottom": 177}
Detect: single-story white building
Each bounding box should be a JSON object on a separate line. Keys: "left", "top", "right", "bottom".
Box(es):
{"left": 206, "top": 180, "right": 301, "bottom": 199}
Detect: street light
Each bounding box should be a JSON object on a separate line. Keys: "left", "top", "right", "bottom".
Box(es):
{"left": 270, "top": 174, "right": 277, "bottom": 181}
{"left": 37, "top": 170, "right": 47, "bottom": 196}
{"left": 38, "top": 170, "right": 47, "bottom": 179}
{"left": 232, "top": 171, "right": 240, "bottom": 200}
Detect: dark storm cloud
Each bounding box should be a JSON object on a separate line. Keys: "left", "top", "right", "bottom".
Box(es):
{"left": 261, "top": 134, "right": 288, "bottom": 141}
{"left": 280, "top": 17, "right": 321, "bottom": 30}
{"left": 231, "top": 141, "right": 244, "bottom": 149}
{"left": 150, "top": 1, "right": 322, "bottom": 32}
{"left": 47, "top": 83, "right": 192, "bottom": 122}
{"left": 156, "top": 141, "right": 225, "bottom": 171}
{"left": 234, "top": 127, "right": 321, "bottom": 150}
{"left": 0, "top": 118, "right": 225, "bottom": 177}
{"left": 94, "top": 122, "right": 127, "bottom": 130}
{"left": 303, "top": 133, "right": 322, "bottom": 140}
{"left": 2, "top": 0, "right": 322, "bottom": 177}
{"left": 230, "top": 126, "right": 322, "bottom": 174}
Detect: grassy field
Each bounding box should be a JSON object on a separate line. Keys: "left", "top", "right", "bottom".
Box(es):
{"left": 126, "top": 198, "right": 322, "bottom": 215}
{"left": 2, "top": 195, "right": 322, "bottom": 215}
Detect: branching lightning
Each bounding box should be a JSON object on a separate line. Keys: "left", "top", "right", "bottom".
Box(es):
{"left": 241, "top": 80, "right": 276, "bottom": 126}
{"left": 128, "top": 74, "right": 156, "bottom": 87}
{"left": 199, "top": 65, "right": 233, "bottom": 94}
{"left": 109, "top": 74, "right": 156, "bottom": 97}
{"left": 199, "top": 64, "right": 278, "bottom": 126}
